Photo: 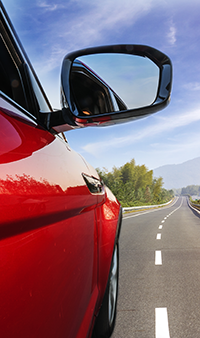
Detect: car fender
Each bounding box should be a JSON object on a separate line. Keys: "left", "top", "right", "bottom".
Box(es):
{"left": 95, "top": 186, "right": 122, "bottom": 313}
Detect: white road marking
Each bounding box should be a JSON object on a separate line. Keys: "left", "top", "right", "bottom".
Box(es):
{"left": 123, "top": 208, "right": 164, "bottom": 219}
{"left": 156, "top": 233, "right": 161, "bottom": 240}
{"left": 155, "top": 251, "right": 162, "bottom": 265}
{"left": 161, "top": 220, "right": 165, "bottom": 223}
{"left": 123, "top": 197, "right": 180, "bottom": 220}
{"left": 164, "top": 217, "right": 167, "bottom": 219}
{"left": 155, "top": 308, "right": 170, "bottom": 338}
{"left": 158, "top": 225, "right": 162, "bottom": 229}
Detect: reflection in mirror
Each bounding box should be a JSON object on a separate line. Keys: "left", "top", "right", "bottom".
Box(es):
{"left": 70, "top": 54, "right": 159, "bottom": 117}
{"left": 70, "top": 59, "right": 127, "bottom": 117}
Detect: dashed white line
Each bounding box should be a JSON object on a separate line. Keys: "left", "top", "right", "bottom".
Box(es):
{"left": 154, "top": 202, "right": 182, "bottom": 337}
{"left": 155, "top": 307, "right": 170, "bottom": 338}
{"left": 155, "top": 251, "right": 162, "bottom": 265}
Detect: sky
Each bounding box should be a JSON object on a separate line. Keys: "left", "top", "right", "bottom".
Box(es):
{"left": 78, "top": 53, "right": 159, "bottom": 109}
{"left": 3, "top": 0, "right": 200, "bottom": 173}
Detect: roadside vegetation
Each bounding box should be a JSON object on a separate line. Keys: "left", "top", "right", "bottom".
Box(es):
{"left": 181, "top": 185, "right": 200, "bottom": 197}
{"left": 190, "top": 198, "right": 200, "bottom": 204}
{"left": 180, "top": 185, "right": 200, "bottom": 204}
{"left": 96, "top": 159, "right": 174, "bottom": 207}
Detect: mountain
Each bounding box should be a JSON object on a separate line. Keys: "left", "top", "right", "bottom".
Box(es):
{"left": 153, "top": 157, "right": 200, "bottom": 189}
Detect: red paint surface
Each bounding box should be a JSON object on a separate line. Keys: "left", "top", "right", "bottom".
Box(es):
{"left": 0, "top": 98, "right": 120, "bottom": 338}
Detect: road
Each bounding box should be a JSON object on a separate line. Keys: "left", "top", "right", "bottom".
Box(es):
{"left": 112, "top": 196, "right": 200, "bottom": 338}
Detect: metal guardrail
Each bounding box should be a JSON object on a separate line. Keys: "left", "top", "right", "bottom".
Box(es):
{"left": 189, "top": 201, "right": 200, "bottom": 212}
{"left": 186, "top": 196, "right": 200, "bottom": 214}
{"left": 123, "top": 198, "right": 174, "bottom": 213}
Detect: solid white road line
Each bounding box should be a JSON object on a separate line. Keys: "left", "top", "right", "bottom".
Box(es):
{"left": 155, "top": 251, "right": 162, "bottom": 265}
{"left": 123, "top": 196, "right": 183, "bottom": 220}
{"left": 156, "top": 234, "right": 161, "bottom": 240}
{"left": 158, "top": 225, "right": 163, "bottom": 229}
{"left": 123, "top": 208, "right": 166, "bottom": 219}
{"left": 155, "top": 308, "right": 170, "bottom": 338}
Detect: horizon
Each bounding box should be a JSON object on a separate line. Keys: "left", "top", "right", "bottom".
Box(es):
{"left": 153, "top": 155, "right": 200, "bottom": 170}
{"left": 97, "top": 155, "right": 200, "bottom": 171}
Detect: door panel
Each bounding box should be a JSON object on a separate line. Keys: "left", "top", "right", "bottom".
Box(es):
{"left": 0, "top": 97, "right": 98, "bottom": 337}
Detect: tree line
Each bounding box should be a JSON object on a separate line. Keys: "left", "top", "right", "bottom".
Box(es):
{"left": 181, "top": 185, "right": 200, "bottom": 196}
{"left": 96, "top": 159, "right": 174, "bottom": 207}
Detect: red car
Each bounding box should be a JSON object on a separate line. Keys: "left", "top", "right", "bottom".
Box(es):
{"left": 0, "top": 2, "right": 172, "bottom": 338}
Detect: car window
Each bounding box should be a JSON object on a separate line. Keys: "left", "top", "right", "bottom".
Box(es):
{"left": 0, "top": 12, "right": 52, "bottom": 122}
{"left": 0, "top": 32, "right": 28, "bottom": 110}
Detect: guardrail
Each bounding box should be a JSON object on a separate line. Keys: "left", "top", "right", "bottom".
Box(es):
{"left": 188, "top": 199, "right": 200, "bottom": 213}
{"left": 123, "top": 198, "right": 174, "bottom": 213}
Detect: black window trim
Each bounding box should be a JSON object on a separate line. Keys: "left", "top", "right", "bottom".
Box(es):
{"left": 0, "top": 2, "right": 53, "bottom": 120}
{"left": 0, "top": 91, "right": 38, "bottom": 123}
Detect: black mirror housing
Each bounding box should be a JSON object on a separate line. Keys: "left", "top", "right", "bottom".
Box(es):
{"left": 51, "top": 45, "right": 172, "bottom": 133}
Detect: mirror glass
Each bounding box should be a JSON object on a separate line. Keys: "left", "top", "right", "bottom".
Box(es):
{"left": 70, "top": 53, "right": 159, "bottom": 116}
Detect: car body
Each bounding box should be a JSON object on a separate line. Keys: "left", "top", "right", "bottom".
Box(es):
{"left": 71, "top": 59, "right": 128, "bottom": 115}
{"left": 0, "top": 2, "right": 172, "bottom": 338}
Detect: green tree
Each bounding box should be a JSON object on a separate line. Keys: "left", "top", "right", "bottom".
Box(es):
{"left": 152, "top": 177, "right": 163, "bottom": 202}
{"left": 96, "top": 159, "right": 172, "bottom": 207}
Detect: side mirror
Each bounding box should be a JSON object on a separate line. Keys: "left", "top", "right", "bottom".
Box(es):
{"left": 51, "top": 45, "right": 172, "bottom": 133}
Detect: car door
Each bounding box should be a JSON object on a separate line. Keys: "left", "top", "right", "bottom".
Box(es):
{"left": 0, "top": 12, "right": 99, "bottom": 338}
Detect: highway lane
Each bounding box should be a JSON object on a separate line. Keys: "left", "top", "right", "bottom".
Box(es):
{"left": 112, "top": 196, "right": 200, "bottom": 337}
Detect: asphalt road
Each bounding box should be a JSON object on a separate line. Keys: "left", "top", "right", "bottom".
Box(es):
{"left": 112, "top": 196, "right": 200, "bottom": 338}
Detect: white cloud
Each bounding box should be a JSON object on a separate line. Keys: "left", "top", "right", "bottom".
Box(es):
{"left": 33, "top": 0, "right": 182, "bottom": 75}
{"left": 34, "top": 0, "right": 159, "bottom": 73}
{"left": 145, "top": 132, "right": 200, "bottom": 169}
{"left": 183, "top": 82, "right": 200, "bottom": 91}
{"left": 35, "top": 45, "right": 66, "bottom": 74}
{"left": 37, "top": 1, "right": 64, "bottom": 11}
{"left": 167, "top": 21, "right": 176, "bottom": 45}
{"left": 151, "top": 134, "right": 200, "bottom": 154}
{"left": 63, "top": 0, "right": 153, "bottom": 43}
{"left": 82, "top": 108, "right": 200, "bottom": 156}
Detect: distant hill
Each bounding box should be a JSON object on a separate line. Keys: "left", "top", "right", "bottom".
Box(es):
{"left": 153, "top": 157, "right": 200, "bottom": 189}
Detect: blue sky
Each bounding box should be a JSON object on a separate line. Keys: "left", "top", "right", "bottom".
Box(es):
{"left": 78, "top": 54, "right": 159, "bottom": 108}
{"left": 4, "top": 0, "right": 200, "bottom": 173}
